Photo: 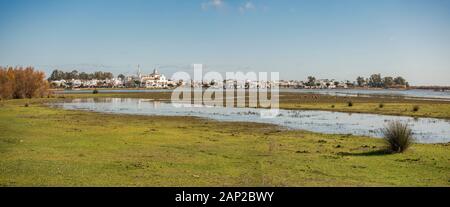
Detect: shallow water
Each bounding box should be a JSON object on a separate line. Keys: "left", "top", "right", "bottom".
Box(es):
{"left": 282, "top": 88, "right": 450, "bottom": 100}
{"left": 50, "top": 98, "right": 450, "bottom": 143}
{"left": 55, "top": 88, "right": 450, "bottom": 101}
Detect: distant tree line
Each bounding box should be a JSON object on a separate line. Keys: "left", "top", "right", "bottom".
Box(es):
{"left": 0, "top": 66, "right": 49, "bottom": 99}
{"left": 356, "top": 74, "right": 408, "bottom": 88}
{"left": 302, "top": 74, "right": 408, "bottom": 88}
{"left": 48, "top": 69, "right": 114, "bottom": 81}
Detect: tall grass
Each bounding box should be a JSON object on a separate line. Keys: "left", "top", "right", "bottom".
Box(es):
{"left": 382, "top": 121, "right": 414, "bottom": 153}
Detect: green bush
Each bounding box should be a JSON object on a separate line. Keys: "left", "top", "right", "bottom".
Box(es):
{"left": 93, "top": 89, "right": 99, "bottom": 94}
{"left": 413, "top": 105, "right": 420, "bottom": 112}
{"left": 382, "top": 121, "right": 414, "bottom": 153}
{"left": 379, "top": 103, "right": 384, "bottom": 108}
{"left": 347, "top": 101, "right": 353, "bottom": 107}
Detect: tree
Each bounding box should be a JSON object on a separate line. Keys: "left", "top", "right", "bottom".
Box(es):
{"left": 48, "top": 69, "right": 65, "bottom": 81}
{"left": 383, "top": 76, "right": 394, "bottom": 87}
{"left": 0, "top": 67, "right": 15, "bottom": 99}
{"left": 307, "top": 76, "right": 316, "bottom": 86}
{"left": 368, "top": 74, "right": 383, "bottom": 88}
{"left": 69, "top": 70, "right": 79, "bottom": 80}
{"left": 79, "top": 72, "right": 89, "bottom": 80}
{"left": 104, "top": 72, "right": 114, "bottom": 79}
{"left": 0, "top": 66, "right": 49, "bottom": 99}
{"left": 346, "top": 80, "right": 354, "bottom": 87}
{"left": 94, "top": 71, "right": 103, "bottom": 80}
{"left": 356, "top": 76, "right": 366, "bottom": 87}
{"left": 394, "top": 76, "right": 406, "bottom": 85}
{"left": 118, "top": 74, "right": 125, "bottom": 80}
{"left": 49, "top": 70, "right": 118, "bottom": 81}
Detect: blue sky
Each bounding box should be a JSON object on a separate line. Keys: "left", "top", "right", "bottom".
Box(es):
{"left": 0, "top": 0, "right": 449, "bottom": 85}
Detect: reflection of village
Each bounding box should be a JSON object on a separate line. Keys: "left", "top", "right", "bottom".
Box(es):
{"left": 50, "top": 66, "right": 357, "bottom": 89}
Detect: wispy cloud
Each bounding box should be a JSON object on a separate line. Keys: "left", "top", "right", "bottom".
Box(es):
{"left": 201, "top": 0, "right": 225, "bottom": 11}
{"left": 201, "top": 0, "right": 264, "bottom": 13}
{"left": 238, "top": 1, "right": 255, "bottom": 13}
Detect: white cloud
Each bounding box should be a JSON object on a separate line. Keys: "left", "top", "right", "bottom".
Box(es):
{"left": 201, "top": 0, "right": 224, "bottom": 10}
{"left": 201, "top": 1, "right": 263, "bottom": 14}
{"left": 238, "top": 1, "right": 256, "bottom": 13}
{"left": 244, "top": 2, "right": 255, "bottom": 9}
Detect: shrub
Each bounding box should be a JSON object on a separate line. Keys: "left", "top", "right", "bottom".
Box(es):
{"left": 379, "top": 103, "right": 384, "bottom": 108}
{"left": 347, "top": 101, "right": 353, "bottom": 107}
{"left": 413, "top": 105, "right": 420, "bottom": 112}
{"left": 0, "top": 66, "right": 49, "bottom": 99}
{"left": 93, "top": 89, "right": 99, "bottom": 94}
{"left": 331, "top": 105, "right": 335, "bottom": 108}
{"left": 382, "top": 121, "right": 414, "bottom": 153}
{"left": 24, "top": 103, "right": 29, "bottom": 107}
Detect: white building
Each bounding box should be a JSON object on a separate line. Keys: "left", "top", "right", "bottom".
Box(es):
{"left": 140, "top": 68, "right": 168, "bottom": 88}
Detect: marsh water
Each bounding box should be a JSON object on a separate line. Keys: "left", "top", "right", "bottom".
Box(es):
{"left": 283, "top": 89, "right": 450, "bottom": 100}
{"left": 50, "top": 98, "right": 450, "bottom": 143}
{"left": 55, "top": 88, "right": 450, "bottom": 101}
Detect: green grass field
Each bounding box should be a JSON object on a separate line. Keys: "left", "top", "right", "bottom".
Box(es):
{"left": 0, "top": 97, "right": 449, "bottom": 186}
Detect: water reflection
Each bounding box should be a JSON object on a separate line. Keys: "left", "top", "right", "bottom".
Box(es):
{"left": 50, "top": 98, "right": 450, "bottom": 143}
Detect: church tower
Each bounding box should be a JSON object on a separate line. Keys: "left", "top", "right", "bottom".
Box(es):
{"left": 137, "top": 64, "right": 142, "bottom": 79}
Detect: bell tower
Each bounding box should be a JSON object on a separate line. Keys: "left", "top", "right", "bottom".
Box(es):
{"left": 137, "top": 64, "right": 141, "bottom": 79}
